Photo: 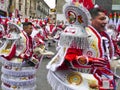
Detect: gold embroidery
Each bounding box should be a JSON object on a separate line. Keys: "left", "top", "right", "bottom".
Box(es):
{"left": 67, "top": 72, "right": 83, "bottom": 85}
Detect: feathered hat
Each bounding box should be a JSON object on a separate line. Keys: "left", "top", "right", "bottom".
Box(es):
{"left": 59, "top": 0, "right": 93, "bottom": 49}
{"left": 63, "top": 0, "right": 92, "bottom": 26}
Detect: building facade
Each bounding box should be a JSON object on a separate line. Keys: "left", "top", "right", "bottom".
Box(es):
{"left": 0, "top": 0, "right": 50, "bottom": 19}
{"left": 0, "top": 0, "right": 9, "bottom": 17}
{"left": 36, "top": 0, "right": 49, "bottom": 19}
{"left": 56, "top": 0, "right": 65, "bottom": 14}
{"left": 112, "top": 0, "right": 120, "bottom": 12}
{"left": 14, "top": 0, "right": 40, "bottom": 18}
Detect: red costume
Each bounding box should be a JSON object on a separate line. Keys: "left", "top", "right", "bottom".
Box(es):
{"left": 16, "top": 30, "right": 33, "bottom": 60}
{"left": 85, "top": 25, "right": 115, "bottom": 90}
{"left": 0, "top": 23, "right": 37, "bottom": 90}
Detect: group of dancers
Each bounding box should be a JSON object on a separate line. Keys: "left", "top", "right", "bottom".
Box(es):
{"left": 0, "top": 0, "right": 120, "bottom": 90}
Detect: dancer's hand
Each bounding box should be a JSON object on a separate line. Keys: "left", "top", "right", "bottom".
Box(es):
{"left": 89, "top": 57, "right": 108, "bottom": 67}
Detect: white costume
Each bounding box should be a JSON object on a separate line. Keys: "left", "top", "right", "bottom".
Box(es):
{"left": 46, "top": 1, "right": 117, "bottom": 90}
{"left": 0, "top": 22, "right": 40, "bottom": 90}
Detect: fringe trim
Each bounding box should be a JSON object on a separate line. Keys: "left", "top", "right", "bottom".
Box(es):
{"left": 1, "top": 66, "right": 36, "bottom": 77}
{"left": 1, "top": 83, "right": 36, "bottom": 90}
{"left": 0, "top": 56, "right": 22, "bottom": 67}
{"left": 59, "top": 25, "right": 89, "bottom": 49}
{"left": 1, "top": 74, "right": 36, "bottom": 86}
{"left": 47, "top": 70, "right": 73, "bottom": 90}
{"left": 59, "top": 34, "right": 89, "bottom": 49}
{"left": 47, "top": 70, "right": 94, "bottom": 90}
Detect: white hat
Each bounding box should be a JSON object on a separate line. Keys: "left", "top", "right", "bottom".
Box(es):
{"left": 59, "top": 25, "right": 89, "bottom": 49}
{"left": 63, "top": 1, "right": 91, "bottom": 27}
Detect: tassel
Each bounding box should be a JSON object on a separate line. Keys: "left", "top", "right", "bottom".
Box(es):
{"left": 59, "top": 34, "right": 88, "bottom": 49}
{"left": 47, "top": 70, "right": 73, "bottom": 90}
{"left": 59, "top": 25, "right": 89, "bottom": 49}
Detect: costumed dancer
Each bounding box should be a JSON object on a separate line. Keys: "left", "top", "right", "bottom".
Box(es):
{"left": 39, "top": 20, "right": 49, "bottom": 40}
{"left": 0, "top": 23, "right": 5, "bottom": 48}
{"left": 0, "top": 22, "right": 41, "bottom": 90}
{"left": 46, "top": 23, "right": 56, "bottom": 36}
{"left": 85, "top": 8, "right": 117, "bottom": 90}
{"left": 47, "top": 0, "right": 118, "bottom": 90}
{"left": 0, "top": 24, "right": 5, "bottom": 38}
{"left": 32, "top": 25, "right": 54, "bottom": 61}
{"left": 45, "top": 23, "right": 56, "bottom": 47}
{"left": 106, "top": 12, "right": 120, "bottom": 89}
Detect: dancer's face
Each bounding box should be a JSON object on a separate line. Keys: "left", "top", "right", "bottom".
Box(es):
{"left": 91, "top": 12, "right": 107, "bottom": 32}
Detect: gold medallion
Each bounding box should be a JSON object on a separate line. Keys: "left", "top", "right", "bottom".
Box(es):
{"left": 67, "top": 72, "right": 82, "bottom": 85}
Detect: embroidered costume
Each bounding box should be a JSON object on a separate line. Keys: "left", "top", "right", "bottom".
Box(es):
{"left": 0, "top": 22, "right": 38, "bottom": 90}
{"left": 47, "top": 1, "right": 116, "bottom": 90}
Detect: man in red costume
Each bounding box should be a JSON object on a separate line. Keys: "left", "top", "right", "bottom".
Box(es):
{"left": 47, "top": 1, "right": 116, "bottom": 90}
{"left": 84, "top": 8, "right": 115, "bottom": 90}
{"left": 16, "top": 22, "right": 35, "bottom": 66}
{"left": 57, "top": 8, "right": 115, "bottom": 89}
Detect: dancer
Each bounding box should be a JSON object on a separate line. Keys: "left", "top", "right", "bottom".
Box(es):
{"left": 0, "top": 22, "right": 40, "bottom": 90}
{"left": 47, "top": 0, "right": 116, "bottom": 90}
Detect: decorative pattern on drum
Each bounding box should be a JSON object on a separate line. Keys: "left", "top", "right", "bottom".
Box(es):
{"left": 67, "top": 72, "right": 82, "bottom": 85}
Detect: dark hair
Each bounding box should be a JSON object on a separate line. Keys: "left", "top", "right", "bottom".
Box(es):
{"left": 22, "top": 22, "right": 33, "bottom": 27}
{"left": 89, "top": 8, "right": 105, "bottom": 19}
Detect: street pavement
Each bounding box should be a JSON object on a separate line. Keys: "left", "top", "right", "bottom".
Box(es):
{"left": 33, "top": 41, "right": 57, "bottom": 90}
{"left": 36, "top": 58, "right": 52, "bottom": 90}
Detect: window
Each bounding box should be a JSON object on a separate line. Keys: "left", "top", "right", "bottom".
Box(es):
{"left": 25, "top": 0, "right": 27, "bottom": 15}
{"left": 19, "top": 0, "right": 21, "bottom": 11}
{"left": 112, "top": 0, "right": 120, "bottom": 4}
{"left": 112, "top": 0, "right": 120, "bottom": 10}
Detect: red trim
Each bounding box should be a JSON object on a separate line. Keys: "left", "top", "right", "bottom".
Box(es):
{"left": 2, "top": 43, "right": 16, "bottom": 60}
{"left": 88, "top": 26, "right": 103, "bottom": 57}
{"left": 22, "top": 31, "right": 29, "bottom": 53}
